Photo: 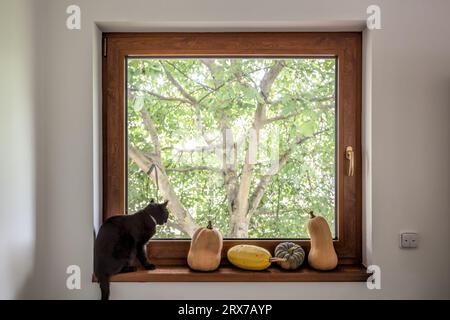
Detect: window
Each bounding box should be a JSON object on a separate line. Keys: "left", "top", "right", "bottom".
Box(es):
{"left": 127, "top": 57, "right": 337, "bottom": 239}
{"left": 103, "top": 33, "right": 362, "bottom": 278}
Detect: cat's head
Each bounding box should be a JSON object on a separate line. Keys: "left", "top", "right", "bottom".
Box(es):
{"left": 145, "top": 199, "right": 169, "bottom": 225}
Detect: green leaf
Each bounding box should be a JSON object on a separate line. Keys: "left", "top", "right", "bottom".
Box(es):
{"left": 133, "top": 96, "right": 144, "bottom": 112}
{"left": 299, "top": 121, "right": 315, "bottom": 136}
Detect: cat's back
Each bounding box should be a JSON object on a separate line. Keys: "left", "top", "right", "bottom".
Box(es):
{"left": 101, "top": 214, "right": 129, "bottom": 227}
{"left": 95, "top": 215, "right": 131, "bottom": 248}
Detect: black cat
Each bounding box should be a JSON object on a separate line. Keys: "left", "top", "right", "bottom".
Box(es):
{"left": 94, "top": 200, "right": 169, "bottom": 300}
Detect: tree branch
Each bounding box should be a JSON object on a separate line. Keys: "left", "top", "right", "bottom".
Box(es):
{"left": 200, "top": 59, "right": 222, "bottom": 88}
{"left": 165, "top": 61, "right": 215, "bottom": 91}
{"left": 170, "top": 143, "right": 219, "bottom": 154}
{"left": 269, "top": 95, "right": 334, "bottom": 107}
{"left": 162, "top": 63, "right": 199, "bottom": 105}
{"left": 128, "top": 144, "right": 152, "bottom": 173}
{"left": 247, "top": 129, "right": 330, "bottom": 219}
{"left": 166, "top": 166, "right": 223, "bottom": 173}
{"left": 128, "top": 144, "right": 199, "bottom": 236}
{"left": 140, "top": 109, "right": 161, "bottom": 157}
{"left": 161, "top": 62, "right": 213, "bottom": 145}
{"left": 260, "top": 61, "right": 285, "bottom": 100}
{"left": 129, "top": 87, "right": 191, "bottom": 104}
{"left": 263, "top": 104, "right": 334, "bottom": 125}
{"left": 264, "top": 112, "right": 300, "bottom": 125}
{"left": 166, "top": 221, "right": 186, "bottom": 235}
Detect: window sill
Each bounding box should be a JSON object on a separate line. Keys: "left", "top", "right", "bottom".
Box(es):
{"left": 94, "top": 264, "right": 369, "bottom": 282}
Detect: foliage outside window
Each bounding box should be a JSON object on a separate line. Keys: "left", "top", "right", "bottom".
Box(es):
{"left": 126, "top": 58, "right": 336, "bottom": 239}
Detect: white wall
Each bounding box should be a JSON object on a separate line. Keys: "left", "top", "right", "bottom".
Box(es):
{"left": 5, "top": 0, "right": 450, "bottom": 299}
{"left": 0, "top": 0, "right": 36, "bottom": 299}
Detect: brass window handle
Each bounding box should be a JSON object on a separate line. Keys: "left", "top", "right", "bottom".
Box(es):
{"left": 345, "top": 146, "right": 354, "bottom": 176}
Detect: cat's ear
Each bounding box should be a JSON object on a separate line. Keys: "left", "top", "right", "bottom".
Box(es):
{"left": 162, "top": 200, "right": 169, "bottom": 207}
{"left": 150, "top": 198, "right": 155, "bottom": 203}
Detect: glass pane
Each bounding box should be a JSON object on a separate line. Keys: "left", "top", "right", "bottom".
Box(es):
{"left": 127, "top": 58, "right": 336, "bottom": 239}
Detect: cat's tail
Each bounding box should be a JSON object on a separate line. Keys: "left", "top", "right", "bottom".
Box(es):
{"left": 98, "top": 275, "right": 110, "bottom": 300}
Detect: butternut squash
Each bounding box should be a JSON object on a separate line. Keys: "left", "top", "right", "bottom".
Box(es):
{"left": 227, "top": 245, "right": 286, "bottom": 271}
{"left": 307, "top": 211, "right": 338, "bottom": 270}
{"left": 187, "top": 221, "right": 223, "bottom": 271}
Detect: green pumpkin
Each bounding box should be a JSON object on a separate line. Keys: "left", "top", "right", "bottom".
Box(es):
{"left": 274, "top": 242, "right": 305, "bottom": 270}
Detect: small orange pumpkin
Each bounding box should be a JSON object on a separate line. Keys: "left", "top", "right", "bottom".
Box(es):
{"left": 187, "top": 221, "right": 223, "bottom": 271}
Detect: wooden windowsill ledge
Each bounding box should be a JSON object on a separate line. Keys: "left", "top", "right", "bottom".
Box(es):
{"left": 94, "top": 264, "right": 369, "bottom": 282}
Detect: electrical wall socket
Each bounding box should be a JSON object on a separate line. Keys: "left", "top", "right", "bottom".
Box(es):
{"left": 400, "top": 232, "right": 418, "bottom": 248}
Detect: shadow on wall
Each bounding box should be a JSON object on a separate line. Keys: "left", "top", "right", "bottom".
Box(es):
{"left": 17, "top": 0, "right": 99, "bottom": 299}
{"left": 16, "top": 1, "right": 41, "bottom": 299}
{"left": 16, "top": 0, "right": 46, "bottom": 299}
{"left": 0, "top": 0, "right": 38, "bottom": 300}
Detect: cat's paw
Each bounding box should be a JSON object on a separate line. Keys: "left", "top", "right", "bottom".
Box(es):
{"left": 144, "top": 263, "right": 156, "bottom": 270}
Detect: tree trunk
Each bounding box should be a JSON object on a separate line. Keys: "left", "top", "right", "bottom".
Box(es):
{"left": 228, "top": 62, "right": 285, "bottom": 238}
{"left": 229, "top": 214, "right": 249, "bottom": 238}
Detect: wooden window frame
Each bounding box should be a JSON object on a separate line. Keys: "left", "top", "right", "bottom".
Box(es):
{"left": 102, "top": 32, "right": 362, "bottom": 277}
